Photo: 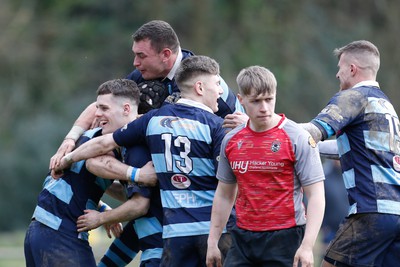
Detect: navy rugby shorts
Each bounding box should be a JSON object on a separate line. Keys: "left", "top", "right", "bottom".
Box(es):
{"left": 24, "top": 220, "right": 96, "bottom": 267}
{"left": 324, "top": 213, "right": 400, "bottom": 267}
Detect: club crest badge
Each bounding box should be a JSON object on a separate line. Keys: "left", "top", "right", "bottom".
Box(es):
{"left": 160, "top": 117, "right": 179, "bottom": 128}
{"left": 271, "top": 140, "right": 281, "bottom": 152}
{"left": 308, "top": 136, "right": 317, "bottom": 148}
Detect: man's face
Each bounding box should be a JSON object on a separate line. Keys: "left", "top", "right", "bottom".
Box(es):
{"left": 132, "top": 39, "right": 167, "bottom": 80}
{"left": 336, "top": 55, "right": 353, "bottom": 90}
{"left": 201, "top": 75, "right": 223, "bottom": 113}
{"left": 238, "top": 90, "right": 276, "bottom": 132}
{"left": 95, "top": 94, "right": 127, "bottom": 134}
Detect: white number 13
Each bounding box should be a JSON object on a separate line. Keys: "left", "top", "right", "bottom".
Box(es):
{"left": 161, "top": 133, "right": 193, "bottom": 174}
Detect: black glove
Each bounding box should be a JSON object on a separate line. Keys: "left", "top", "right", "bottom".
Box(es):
{"left": 137, "top": 80, "right": 169, "bottom": 114}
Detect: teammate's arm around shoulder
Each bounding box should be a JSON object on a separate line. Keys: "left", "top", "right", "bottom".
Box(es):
{"left": 53, "top": 133, "right": 118, "bottom": 176}
{"left": 222, "top": 111, "right": 249, "bottom": 131}
{"left": 49, "top": 102, "right": 97, "bottom": 170}
{"left": 299, "top": 122, "right": 324, "bottom": 143}
{"left": 86, "top": 157, "right": 157, "bottom": 186}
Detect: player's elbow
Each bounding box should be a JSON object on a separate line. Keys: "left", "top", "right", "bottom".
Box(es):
{"left": 138, "top": 200, "right": 150, "bottom": 217}
{"left": 300, "top": 122, "right": 323, "bottom": 142}
{"left": 129, "top": 197, "right": 150, "bottom": 217}
{"left": 99, "top": 134, "right": 118, "bottom": 153}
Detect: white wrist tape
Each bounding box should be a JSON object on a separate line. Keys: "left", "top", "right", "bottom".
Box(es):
{"left": 126, "top": 166, "right": 141, "bottom": 183}
{"left": 126, "top": 166, "right": 133, "bottom": 181}
{"left": 65, "top": 126, "right": 85, "bottom": 142}
{"left": 135, "top": 168, "right": 141, "bottom": 183}
{"left": 64, "top": 152, "right": 74, "bottom": 164}
{"left": 98, "top": 203, "right": 110, "bottom": 212}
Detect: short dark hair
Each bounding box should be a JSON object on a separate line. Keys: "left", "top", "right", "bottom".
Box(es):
{"left": 175, "top": 55, "right": 220, "bottom": 87}
{"left": 133, "top": 20, "right": 180, "bottom": 53}
{"left": 97, "top": 79, "right": 140, "bottom": 106}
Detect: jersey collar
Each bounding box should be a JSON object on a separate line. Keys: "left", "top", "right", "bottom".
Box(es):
{"left": 164, "top": 47, "right": 183, "bottom": 81}
{"left": 352, "top": 80, "right": 380, "bottom": 88}
{"left": 177, "top": 98, "right": 214, "bottom": 113}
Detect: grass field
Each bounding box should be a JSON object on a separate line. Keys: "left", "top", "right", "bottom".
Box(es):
{"left": 0, "top": 229, "right": 141, "bottom": 267}
{"left": 0, "top": 229, "right": 325, "bottom": 266}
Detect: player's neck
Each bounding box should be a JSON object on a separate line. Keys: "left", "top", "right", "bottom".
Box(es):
{"left": 249, "top": 113, "right": 281, "bottom": 132}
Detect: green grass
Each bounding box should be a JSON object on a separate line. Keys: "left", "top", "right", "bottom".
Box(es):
{"left": 0, "top": 231, "right": 24, "bottom": 267}
{"left": 1, "top": 229, "right": 325, "bottom": 266}
{"left": 0, "top": 229, "right": 141, "bottom": 267}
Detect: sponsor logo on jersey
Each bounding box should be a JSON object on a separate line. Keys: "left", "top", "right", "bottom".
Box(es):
{"left": 160, "top": 117, "right": 196, "bottom": 130}
{"left": 308, "top": 136, "right": 317, "bottom": 148}
{"left": 231, "top": 161, "right": 249, "bottom": 173}
{"left": 171, "top": 191, "right": 203, "bottom": 206}
{"left": 393, "top": 155, "right": 400, "bottom": 172}
{"left": 171, "top": 174, "right": 191, "bottom": 189}
{"left": 231, "top": 160, "right": 285, "bottom": 173}
{"left": 271, "top": 140, "right": 281, "bottom": 152}
{"left": 160, "top": 117, "right": 179, "bottom": 128}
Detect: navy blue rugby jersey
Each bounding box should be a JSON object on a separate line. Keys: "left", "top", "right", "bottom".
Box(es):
{"left": 126, "top": 49, "right": 244, "bottom": 118}
{"left": 313, "top": 83, "right": 400, "bottom": 216}
{"left": 122, "top": 145, "right": 163, "bottom": 262}
{"left": 32, "top": 128, "right": 115, "bottom": 240}
{"left": 113, "top": 100, "right": 226, "bottom": 238}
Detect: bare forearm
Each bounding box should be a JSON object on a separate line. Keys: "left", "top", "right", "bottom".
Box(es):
{"left": 53, "top": 133, "right": 118, "bottom": 175}
{"left": 62, "top": 103, "right": 96, "bottom": 145}
{"left": 299, "top": 122, "right": 323, "bottom": 143}
{"left": 302, "top": 181, "right": 325, "bottom": 249}
{"left": 68, "top": 134, "right": 117, "bottom": 162}
{"left": 208, "top": 182, "right": 237, "bottom": 246}
{"left": 206, "top": 182, "right": 237, "bottom": 267}
{"left": 74, "top": 102, "right": 97, "bottom": 130}
{"left": 100, "top": 196, "right": 149, "bottom": 225}
{"left": 86, "top": 156, "right": 130, "bottom": 182}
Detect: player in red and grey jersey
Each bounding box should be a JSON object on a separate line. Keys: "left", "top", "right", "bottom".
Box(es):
{"left": 206, "top": 66, "right": 325, "bottom": 267}
{"left": 219, "top": 114, "right": 323, "bottom": 232}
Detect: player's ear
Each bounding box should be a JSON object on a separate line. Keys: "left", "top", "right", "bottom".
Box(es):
{"left": 123, "top": 103, "right": 131, "bottom": 115}
{"left": 194, "top": 81, "right": 204, "bottom": 96}
{"left": 237, "top": 93, "right": 246, "bottom": 106}
{"left": 350, "top": 64, "right": 357, "bottom": 76}
{"left": 161, "top": 48, "right": 172, "bottom": 62}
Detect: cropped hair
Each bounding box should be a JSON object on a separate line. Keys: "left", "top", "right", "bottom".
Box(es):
{"left": 334, "top": 40, "right": 380, "bottom": 74}
{"left": 133, "top": 20, "right": 180, "bottom": 54}
{"left": 175, "top": 55, "right": 220, "bottom": 89}
{"left": 96, "top": 79, "right": 140, "bottom": 106}
{"left": 236, "top": 66, "right": 277, "bottom": 96}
